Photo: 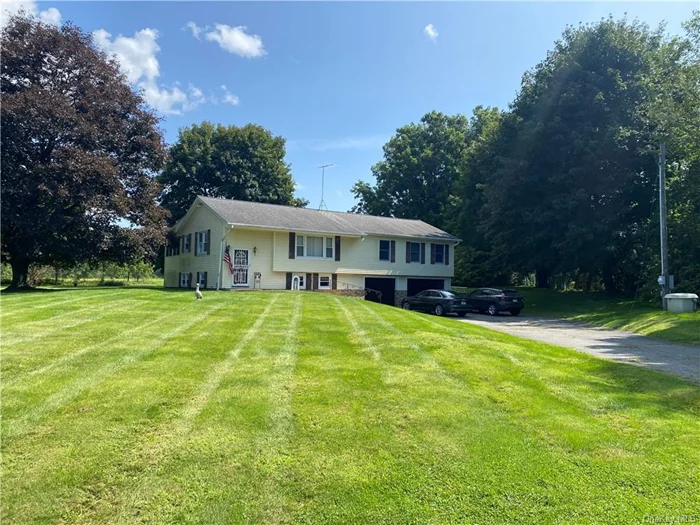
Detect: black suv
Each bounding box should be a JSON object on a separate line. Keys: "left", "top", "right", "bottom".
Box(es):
{"left": 466, "top": 288, "right": 524, "bottom": 316}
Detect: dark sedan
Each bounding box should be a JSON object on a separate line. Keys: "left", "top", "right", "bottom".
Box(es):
{"left": 401, "top": 289, "right": 470, "bottom": 317}
{"left": 465, "top": 288, "right": 524, "bottom": 316}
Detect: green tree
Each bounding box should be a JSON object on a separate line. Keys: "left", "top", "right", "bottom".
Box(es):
{"left": 158, "top": 122, "right": 307, "bottom": 224}
{"left": 481, "top": 17, "right": 665, "bottom": 290}
{"left": 350, "top": 112, "right": 470, "bottom": 232}
{"left": 450, "top": 107, "right": 511, "bottom": 286}
{"left": 1, "top": 14, "right": 168, "bottom": 289}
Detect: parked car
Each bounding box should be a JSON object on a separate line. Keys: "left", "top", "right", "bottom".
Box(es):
{"left": 465, "top": 288, "right": 524, "bottom": 316}
{"left": 401, "top": 289, "right": 470, "bottom": 317}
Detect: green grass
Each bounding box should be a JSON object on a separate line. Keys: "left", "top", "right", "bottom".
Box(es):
{"left": 2, "top": 289, "right": 699, "bottom": 524}
{"left": 454, "top": 287, "right": 700, "bottom": 345}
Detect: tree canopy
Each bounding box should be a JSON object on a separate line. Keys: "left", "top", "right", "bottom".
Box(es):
{"left": 351, "top": 112, "right": 469, "bottom": 232}
{"left": 158, "top": 122, "right": 308, "bottom": 224}
{"left": 1, "top": 14, "right": 169, "bottom": 289}
{"left": 351, "top": 12, "right": 700, "bottom": 296}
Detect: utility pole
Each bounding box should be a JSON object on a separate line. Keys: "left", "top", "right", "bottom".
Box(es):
{"left": 658, "top": 142, "right": 669, "bottom": 310}
{"left": 317, "top": 164, "right": 334, "bottom": 211}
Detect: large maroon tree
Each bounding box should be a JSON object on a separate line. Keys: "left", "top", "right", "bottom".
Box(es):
{"left": 1, "top": 14, "right": 169, "bottom": 289}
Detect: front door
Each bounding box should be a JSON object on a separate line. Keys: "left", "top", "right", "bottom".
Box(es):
{"left": 232, "top": 249, "right": 249, "bottom": 287}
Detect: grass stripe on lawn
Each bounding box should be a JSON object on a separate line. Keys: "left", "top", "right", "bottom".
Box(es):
{"left": 3, "top": 302, "right": 226, "bottom": 440}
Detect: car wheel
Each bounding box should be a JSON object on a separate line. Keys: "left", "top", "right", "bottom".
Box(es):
{"left": 402, "top": 301, "right": 411, "bottom": 310}
{"left": 487, "top": 304, "right": 498, "bottom": 316}
{"left": 434, "top": 304, "right": 444, "bottom": 316}
{"left": 511, "top": 309, "right": 522, "bottom": 316}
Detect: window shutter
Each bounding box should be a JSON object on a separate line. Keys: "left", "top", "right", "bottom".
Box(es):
{"left": 188, "top": 272, "right": 193, "bottom": 288}
{"left": 188, "top": 233, "right": 192, "bottom": 252}
{"left": 203, "top": 272, "right": 208, "bottom": 288}
{"left": 206, "top": 230, "right": 211, "bottom": 254}
{"left": 178, "top": 272, "right": 181, "bottom": 288}
{"left": 406, "top": 242, "right": 411, "bottom": 263}
{"left": 390, "top": 241, "right": 396, "bottom": 263}
{"left": 332, "top": 274, "right": 337, "bottom": 290}
{"left": 335, "top": 236, "right": 341, "bottom": 261}
{"left": 286, "top": 272, "right": 292, "bottom": 290}
{"left": 420, "top": 243, "right": 426, "bottom": 264}
{"left": 289, "top": 232, "right": 296, "bottom": 259}
{"left": 194, "top": 233, "right": 198, "bottom": 256}
{"left": 430, "top": 243, "right": 436, "bottom": 264}
{"left": 312, "top": 273, "right": 319, "bottom": 290}
{"left": 445, "top": 244, "right": 450, "bottom": 265}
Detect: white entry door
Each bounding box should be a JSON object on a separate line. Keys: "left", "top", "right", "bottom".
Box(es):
{"left": 232, "top": 249, "right": 249, "bottom": 287}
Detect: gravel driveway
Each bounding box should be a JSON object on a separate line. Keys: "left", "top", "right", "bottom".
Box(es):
{"left": 456, "top": 314, "right": 700, "bottom": 383}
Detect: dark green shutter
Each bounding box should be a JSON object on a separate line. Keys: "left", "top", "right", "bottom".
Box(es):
{"left": 332, "top": 274, "right": 337, "bottom": 290}
{"left": 206, "top": 230, "right": 211, "bottom": 254}
{"left": 430, "top": 243, "right": 436, "bottom": 264}
{"left": 335, "top": 236, "right": 341, "bottom": 261}
{"left": 286, "top": 272, "right": 292, "bottom": 290}
{"left": 420, "top": 243, "right": 426, "bottom": 264}
{"left": 188, "top": 272, "right": 193, "bottom": 288}
{"left": 445, "top": 245, "right": 450, "bottom": 265}
{"left": 289, "top": 233, "right": 296, "bottom": 259}
{"left": 390, "top": 241, "right": 396, "bottom": 263}
{"left": 406, "top": 242, "right": 411, "bottom": 263}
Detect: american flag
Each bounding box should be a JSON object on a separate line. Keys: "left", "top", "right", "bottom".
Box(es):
{"left": 223, "top": 245, "right": 234, "bottom": 274}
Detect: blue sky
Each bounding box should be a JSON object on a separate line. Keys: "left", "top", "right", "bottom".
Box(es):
{"left": 15, "top": 1, "right": 700, "bottom": 211}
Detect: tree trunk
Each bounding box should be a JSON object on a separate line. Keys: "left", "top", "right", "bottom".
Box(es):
{"left": 535, "top": 269, "right": 549, "bottom": 288}
{"left": 602, "top": 267, "right": 616, "bottom": 296}
{"left": 584, "top": 272, "right": 594, "bottom": 293}
{"left": 8, "top": 258, "right": 31, "bottom": 290}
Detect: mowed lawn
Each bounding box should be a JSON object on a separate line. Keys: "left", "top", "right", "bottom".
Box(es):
{"left": 1, "top": 289, "right": 699, "bottom": 524}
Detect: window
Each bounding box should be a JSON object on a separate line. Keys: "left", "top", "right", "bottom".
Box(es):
{"left": 306, "top": 236, "right": 324, "bottom": 257}
{"left": 195, "top": 231, "right": 208, "bottom": 255}
{"left": 180, "top": 272, "right": 190, "bottom": 288}
{"left": 434, "top": 244, "right": 445, "bottom": 264}
{"left": 379, "top": 240, "right": 390, "bottom": 261}
{"left": 319, "top": 275, "right": 331, "bottom": 289}
{"left": 183, "top": 234, "right": 191, "bottom": 253}
{"left": 409, "top": 242, "right": 421, "bottom": 263}
{"left": 295, "top": 234, "right": 334, "bottom": 258}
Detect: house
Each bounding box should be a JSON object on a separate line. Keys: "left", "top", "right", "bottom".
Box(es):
{"left": 164, "top": 196, "right": 461, "bottom": 306}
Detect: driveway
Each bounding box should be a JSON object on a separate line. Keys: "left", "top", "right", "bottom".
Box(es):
{"left": 456, "top": 314, "right": 700, "bottom": 383}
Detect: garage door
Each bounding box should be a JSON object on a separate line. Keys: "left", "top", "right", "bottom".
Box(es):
{"left": 365, "top": 277, "right": 396, "bottom": 306}
{"left": 407, "top": 278, "right": 444, "bottom": 297}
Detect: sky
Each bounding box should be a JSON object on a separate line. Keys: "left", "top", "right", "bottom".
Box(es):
{"left": 3, "top": 1, "right": 698, "bottom": 212}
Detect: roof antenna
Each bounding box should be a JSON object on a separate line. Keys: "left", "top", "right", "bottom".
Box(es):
{"left": 317, "top": 163, "right": 334, "bottom": 211}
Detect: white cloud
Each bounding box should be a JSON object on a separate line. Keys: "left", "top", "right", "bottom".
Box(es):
{"left": 93, "top": 28, "right": 160, "bottom": 84}
{"left": 220, "top": 85, "right": 239, "bottom": 106}
{"left": 1, "top": 0, "right": 61, "bottom": 28}
{"left": 205, "top": 24, "right": 266, "bottom": 58}
{"left": 93, "top": 28, "right": 205, "bottom": 115}
{"left": 424, "top": 24, "right": 438, "bottom": 42}
{"left": 184, "top": 21, "right": 203, "bottom": 39}
{"left": 38, "top": 6, "right": 60, "bottom": 25}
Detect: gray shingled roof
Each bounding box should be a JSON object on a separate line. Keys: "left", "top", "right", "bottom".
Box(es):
{"left": 198, "top": 196, "right": 460, "bottom": 241}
